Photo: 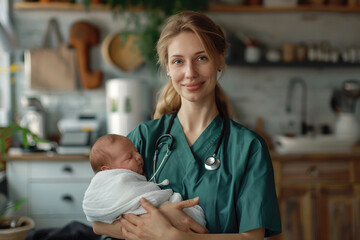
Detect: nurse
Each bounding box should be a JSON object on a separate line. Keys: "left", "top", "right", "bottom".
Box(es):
{"left": 93, "top": 11, "right": 281, "bottom": 239}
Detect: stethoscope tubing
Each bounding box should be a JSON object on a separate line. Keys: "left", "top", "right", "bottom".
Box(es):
{"left": 150, "top": 112, "right": 225, "bottom": 184}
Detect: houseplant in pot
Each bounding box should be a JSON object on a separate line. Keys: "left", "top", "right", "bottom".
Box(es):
{"left": 0, "top": 123, "right": 50, "bottom": 240}
{"left": 0, "top": 191, "right": 33, "bottom": 240}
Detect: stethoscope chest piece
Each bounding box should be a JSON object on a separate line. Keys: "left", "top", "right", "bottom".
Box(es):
{"left": 205, "top": 155, "right": 220, "bottom": 171}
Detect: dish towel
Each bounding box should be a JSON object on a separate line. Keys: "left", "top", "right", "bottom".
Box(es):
{"left": 82, "top": 169, "right": 206, "bottom": 227}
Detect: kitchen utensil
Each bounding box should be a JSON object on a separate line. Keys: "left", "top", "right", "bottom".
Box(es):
{"left": 101, "top": 33, "right": 144, "bottom": 72}
{"left": 69, "top": 21, "right": 102, "bottom": 89}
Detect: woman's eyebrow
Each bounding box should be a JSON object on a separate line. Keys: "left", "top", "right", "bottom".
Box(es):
{"left": 170, "top": 51, "right": 206, "bottom": 58}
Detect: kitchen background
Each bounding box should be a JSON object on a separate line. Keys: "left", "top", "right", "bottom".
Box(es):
{"left": 2, "top": 0, "right": 360, "bottom": 143}
{"left": 1, "top": 1, "right": 360, "bottom": 239}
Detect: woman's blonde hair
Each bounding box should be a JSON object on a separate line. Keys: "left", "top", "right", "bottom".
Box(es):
{"left": 153, "top": 11, "right": 233, "bottom": 119}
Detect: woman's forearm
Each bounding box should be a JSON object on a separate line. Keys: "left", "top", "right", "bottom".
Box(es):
{"left": 92, "top": 220, "right": 125, "bottom": 239}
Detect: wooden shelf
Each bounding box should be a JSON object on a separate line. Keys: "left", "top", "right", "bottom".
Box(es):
{"left": 209, "top": 4, "right": 360, "bottom": 12}
{"left": 14, "top": 2, "right": 360, "bottom": 12}
{"left": 228, "top": 61, "right": 360, "bottom": 68}
{"left": 13, "top": 2, "right": 139, "bottom": 11}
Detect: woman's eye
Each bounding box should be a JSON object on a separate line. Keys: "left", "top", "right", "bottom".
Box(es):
{"left": 198, "top": 56, "right": 208, "bottom": 61}
{"left": 173, "top": 59, "right": 182, "bottom": 65}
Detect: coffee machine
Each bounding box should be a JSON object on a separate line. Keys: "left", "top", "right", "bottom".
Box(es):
{"left": 332, "top": 79, "right": 360, "bottom": 141}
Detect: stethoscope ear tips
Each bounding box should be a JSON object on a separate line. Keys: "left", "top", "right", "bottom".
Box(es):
{"left": 158, "top": 179, "right": 169, "bottom": 186}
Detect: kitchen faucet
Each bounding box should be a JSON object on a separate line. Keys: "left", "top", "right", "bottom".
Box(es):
{"left": 286, "top": 77, "right": 308, "bottom": 135}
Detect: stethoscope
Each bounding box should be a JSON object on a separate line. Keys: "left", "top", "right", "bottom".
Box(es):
{"left": 148, "top": 112, "right": 225, "bottom": 185}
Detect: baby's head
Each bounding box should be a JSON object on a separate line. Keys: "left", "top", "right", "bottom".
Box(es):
{"left": 89, "top": 134, "right": 144, "bottom": 174}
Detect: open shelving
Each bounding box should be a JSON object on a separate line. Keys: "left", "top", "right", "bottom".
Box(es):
{"left": 14, "top": 2, "right": 360, "bottom": 12}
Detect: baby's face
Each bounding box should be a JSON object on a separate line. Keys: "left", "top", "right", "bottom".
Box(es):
{"left": 108, "top": 138, "right": 144, "bottom": 174}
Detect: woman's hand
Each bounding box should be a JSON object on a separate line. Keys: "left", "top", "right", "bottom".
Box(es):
{"left": 158, "top": 197, "right": 208, "bottom": 233}
{"left": 121, "top": 198, "right": 179, "bottom": 240}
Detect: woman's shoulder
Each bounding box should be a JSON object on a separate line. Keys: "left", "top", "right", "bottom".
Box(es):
{"left": 227, "top": 118, "right": 258, "bottom": 138}
{"left": 127, "top": 114, "right": 171, "bottom": 140}
{"left": 226, "top": 117, "right": 268, "bottom": 149}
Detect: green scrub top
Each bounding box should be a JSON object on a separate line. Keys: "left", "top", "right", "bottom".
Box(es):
{"left": 127, "top": 114, "right": 281, "bottom": 237}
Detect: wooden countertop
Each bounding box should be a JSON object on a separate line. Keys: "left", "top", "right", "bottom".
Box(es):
{"left": 7, "top": 152, "right": 89, "bottom": 161}
{"left": 270, "top": 145, "right": 360, "bottom": 161}
{"left": 6, "top": 149, "right": 360, "bottom": 162}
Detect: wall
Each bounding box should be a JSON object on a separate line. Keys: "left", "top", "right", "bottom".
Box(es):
{"left": 10, "top": 4, "right": 360, "bottom": 139}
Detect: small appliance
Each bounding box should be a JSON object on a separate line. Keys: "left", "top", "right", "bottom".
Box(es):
{"left": 56, "top": 116, "right": 100, "bottom": 155}
{"left": 331, "top": 79, "right": 360, "bottom": 142}
{"left": 20, "top": 96, "right": 47, "bottom": 139}
{"left": 106, "top": 78, "right": 150, "bottom": 136}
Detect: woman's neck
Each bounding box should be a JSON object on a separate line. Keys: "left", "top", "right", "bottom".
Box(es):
{"left": 177, "top": 101, "right": 219, "bottom": 146}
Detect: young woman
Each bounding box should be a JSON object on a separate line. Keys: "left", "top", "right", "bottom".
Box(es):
{"left": 92, "top": 11, "right": 281, "bottom": 240}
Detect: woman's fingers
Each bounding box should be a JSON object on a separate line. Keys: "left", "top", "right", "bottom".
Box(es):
{"left": 190, "top": 221, "right": 208, "bottom": 234}
{"left": 175, "top": 197, "right": 199, "bottom": 209}
{"left": 140, "top": 197, "right": 157, "bottom": 213}
{"left": 121, "top": 225, "right": 141, "bottom": 240}
{"left": 121, "top": 217, "right": 142, "bottom": 240}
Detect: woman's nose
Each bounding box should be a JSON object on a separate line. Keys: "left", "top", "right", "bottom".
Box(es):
{"left": 185, "top": 62, "right": 197, "bottom": 79}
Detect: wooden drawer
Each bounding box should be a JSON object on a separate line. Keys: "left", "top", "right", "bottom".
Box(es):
{"left": 29, "top": 182, "right": 89, "bottom": 215}
{"left": 281, "top": 161, "right": 350, "bottom": 184}
{"left": 29, "top": 161, "right": 94, "bottom": 179}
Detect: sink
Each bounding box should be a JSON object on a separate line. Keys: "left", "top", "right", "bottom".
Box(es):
{"left": 272, "top": 134, "right": 357, "bottom": 154}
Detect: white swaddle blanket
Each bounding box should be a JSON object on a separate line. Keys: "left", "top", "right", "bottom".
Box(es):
{"left": 82, "top": 169, "right": 206, "bottom": 226}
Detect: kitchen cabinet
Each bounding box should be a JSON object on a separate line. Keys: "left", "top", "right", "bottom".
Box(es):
{"left": 270, "top": 153, "right": 360, "bottom": 240}
{"left": 6, "top": 154, "right": 94, "bottom": 229}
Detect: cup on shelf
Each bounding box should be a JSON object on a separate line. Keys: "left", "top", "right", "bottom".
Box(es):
{"left": 245, "top": 45, "right": 261, "bottom": 63}
{"left": 282, "top": 43, "right": 295, "bottom": 63}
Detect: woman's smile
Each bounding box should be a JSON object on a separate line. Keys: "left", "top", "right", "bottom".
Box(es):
{"left": 182, "top": 82, "right": 204, "bottom": 91}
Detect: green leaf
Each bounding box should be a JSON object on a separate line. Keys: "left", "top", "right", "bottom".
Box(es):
{"left": 13, "top": 199, "right": 27, "bottom": 212}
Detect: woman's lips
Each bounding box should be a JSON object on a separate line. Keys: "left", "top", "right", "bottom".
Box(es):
{"left": 183, "top": 82, "right": 203, "bottom": 91}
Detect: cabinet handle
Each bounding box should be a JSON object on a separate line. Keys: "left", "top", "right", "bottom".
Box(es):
{"left": 62, "top": 195, "right": 74, "bottom": 202}
{"left": 62, "top": 166, "right": 73, "bottom": 173}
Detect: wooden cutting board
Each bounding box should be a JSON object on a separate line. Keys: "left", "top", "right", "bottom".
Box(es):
{"left": 69, "top": 21, "right": 102, "bottom": 89}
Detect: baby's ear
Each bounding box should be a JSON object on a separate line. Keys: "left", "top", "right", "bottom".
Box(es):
{"left": 101, "top": 166, "right": 111, "bottom": 171}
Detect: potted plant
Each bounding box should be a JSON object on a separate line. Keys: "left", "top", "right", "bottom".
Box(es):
{"left": 0, "top": 123, "right": 49, "bottom": 167}
{"left": 84, "top": 0, "right": 210, "bottom": 70}
{"left": 0, "top": 123, "right": 50, "bottom": 240}
{"left": 0, "top": 190, "right": 33, "bottom": 240}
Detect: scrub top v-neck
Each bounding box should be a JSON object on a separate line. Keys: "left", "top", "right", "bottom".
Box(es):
{"left": 127, "top": 114, "right": 281, "bottom": 237}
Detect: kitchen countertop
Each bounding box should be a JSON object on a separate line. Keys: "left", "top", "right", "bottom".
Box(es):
{"left": 6, "top": 148, "right": 360, "bottom": 162}
{"left": 270, "top": 144, "right": 360, "bottom": 161}
{"left": 7, "top": 151, "right": 89, "bottom": 161}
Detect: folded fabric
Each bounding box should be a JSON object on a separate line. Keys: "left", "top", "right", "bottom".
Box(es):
{"left": 82, "top": 169, "right": 206, "bottom": 227}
